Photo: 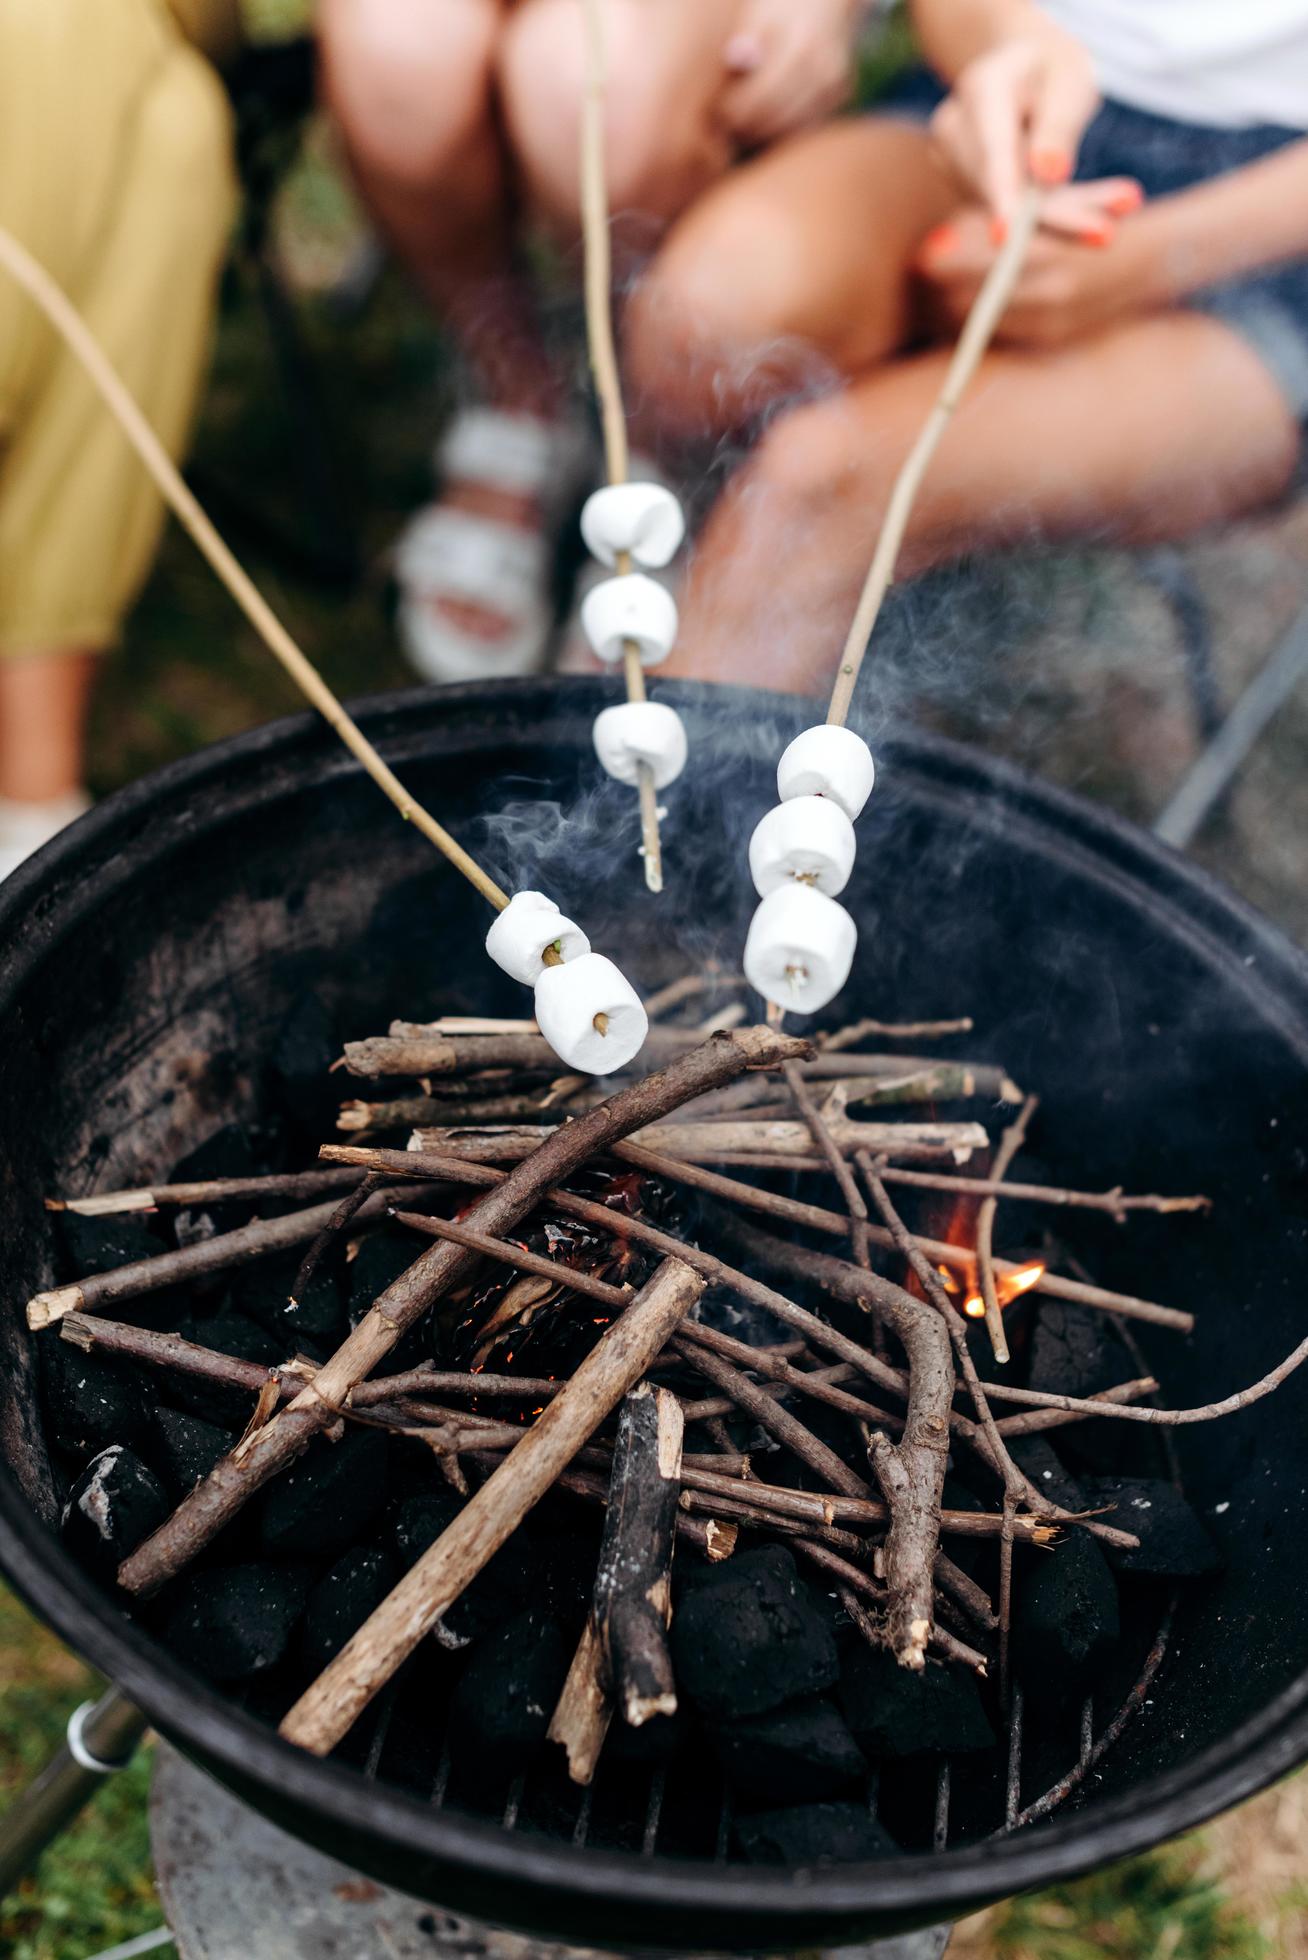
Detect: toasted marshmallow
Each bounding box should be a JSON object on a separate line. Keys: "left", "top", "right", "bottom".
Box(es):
{"left": 580, "top": 483, "right": 685, "bottom": 570}
{"left": 581, "top": 573, "right": 679, "bottom": 667}
{"left": 533, "top": 952, "right": 648, "bottom": 1074}
{"left": 748, "top": 795, "right": 856, "bottom": 898}
{"left": 593, "top": 701, "right": 688, "bottom": 790}
{"left": 777, "top": 725, "right": 875, "bottom": 821}
{"left": 485, "top": 890, "right": 589, "bottom": 987}
{"left": 743, "top": 883, "right": 857, "bottom": 1016}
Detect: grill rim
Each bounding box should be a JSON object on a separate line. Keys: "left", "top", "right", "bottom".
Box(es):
{"left": 3, "top": 674, "right": 1307, "bottom": 1945}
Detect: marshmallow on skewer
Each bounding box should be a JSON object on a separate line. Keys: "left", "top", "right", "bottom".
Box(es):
{"left": 581, "top": 483, "right": 685, "bottom": 570}
{"left": 485, "top": 890, "right": 589, "bottom": 987}
{"left": 777, "top": 725, "right": 876, "bottom": 821}
{"left": 593, "top": 700, "right": 688, "bottom": 790}
{"left": 748, "top": 794, "right": 855, "bottom": 898}
{"left": 743, "top": 882, "right": 857, "bottom": 1016}
{"left": 534, "top": 952, "right": 649, "bottom": 1074}
{"left": 581, "top": 574, "right": 678, "bottom": 667}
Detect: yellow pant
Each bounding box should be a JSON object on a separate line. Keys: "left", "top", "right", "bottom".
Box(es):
{"left": 0, "top": 0, "right": 237, "bottom": 654}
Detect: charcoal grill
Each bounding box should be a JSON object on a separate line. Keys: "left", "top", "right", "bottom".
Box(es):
{"left": 2, "top": 677, "right": 1307, "bottom": 1951}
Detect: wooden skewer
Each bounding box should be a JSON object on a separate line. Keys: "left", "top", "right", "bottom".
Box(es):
{"left": 579, "top": 0, "right": 665, "bottom": 893}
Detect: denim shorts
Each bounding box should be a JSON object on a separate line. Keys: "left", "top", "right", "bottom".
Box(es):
{"left": 880, "top": 71, "right": 1308, "bottom": 437}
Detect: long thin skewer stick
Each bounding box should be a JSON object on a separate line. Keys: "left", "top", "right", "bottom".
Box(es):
{"left": 580, "top": 0, "right": 665, "bottom": 893}
{"left": 0, "top": 225, "right": 509, "bottom": 914}
{"left": 826, "top": 186, "right": 1043, "bottom": 728}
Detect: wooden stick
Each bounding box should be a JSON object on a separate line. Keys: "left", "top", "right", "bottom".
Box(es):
{"left": 549, "top": 1619, "right": 612, "bottom": 1786}
{"left": 975, "top": 1096, "right": 1038, "bottom": 1365}
{"left": 45, "top": 1167, "right": 365, "bottom": 1216}
{"left": 643, "top": 973, "right": 746, "bottom": 1020}
{"left": 412, "top": 1118, "right": 990, "bottom": 1167}
{"left": 674, "top": 1338, "right": 870, "bottom": 1500}
{"left": 388, "top": 1208, "right": 632, "bottom": 1309}
{"left": 782, "top": 1060, "right": 871, "bottom": 1267}
{"left": 26, "top": 1184, "right": 434, "bottom": 1330}
{"left": 117, "top": 1028, "right": 805, "bottom": 1598}
{"left": 855, "top": 1164, "right": 1210, "bottom": 1221}
{"left": 341, "top": 1027, "right": 700, "bottom": 1080}
{"left": 0, "top": 225, "right": 509, "bottom": 910}
{"left": 678, "top": 1465, "right": 1053, "bottom": 1542}
{"left": 821, "top": 1016, "right": 974, "bottom": 1049}
{"left": 826, "top": 185, "right": 1042, "bottom": 727}
{"left": 594, "top": 1384, "right": 684, "bottom": 1727}
{"left": 279, "top": 1257, "right": 703, "bottom": 1754}
{"left": 292, "top": 1173, "right": 382, "bottom": 1306}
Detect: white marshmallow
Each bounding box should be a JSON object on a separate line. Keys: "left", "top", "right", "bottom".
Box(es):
{"left": 485, "top": 890, "right": 590, "bottom": 987}
{"left": 580, "top": 483, "right": 685, "bottom": 570}
{"left": 580, "top": 574, "right": 679, "bottom": 667}
{"left": 533, "top": 953, "right": 649, "bottom": 1074}
{"left": 743, "top": 883, "right": 857, "bottom": 1017}
{"left": 777, "top": 725, "right": 876, "bottom": 821}
{"left": 748, "top": 795, "right": 856, "bottom": 899}
{"left": 593, "top": 701, "right": 688, "bottom": 790}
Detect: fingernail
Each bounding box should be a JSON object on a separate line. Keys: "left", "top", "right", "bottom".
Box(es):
{"left": 1030, "top": 147, "right": 1072, "bottom": 185}
{"left": 1081, "top": 220, "right": 1114, "bottom": 247}
{"left": 920, "top": 223, "right": 960, "bottom": 262}
{"left": 1107, "top": 183, "right": 1144, "bottom": 216}
{"left": 723, "top": 33, "right": 762, "bottom": 71}
{"left": 988, "top": 215, "right": 1008, "bottom": 247}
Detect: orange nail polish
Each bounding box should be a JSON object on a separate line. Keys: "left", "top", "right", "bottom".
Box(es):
{"left": 920, "top": 223, "right": 959, "bottom": 261}
{"left": 989, "top": 215, "right": 1008, "bottom": 246}
{"left": 1081, "top": 220, "right": 1114, "bottom": 247}
{"left": 1107, "top": 183, "right": 1144, "bottom": 216}
{"left": 1030, "top": 146, "right": 1072, "bottom": 185}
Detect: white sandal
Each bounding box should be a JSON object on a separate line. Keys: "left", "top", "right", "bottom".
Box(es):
{"left": 394, "top": 407, "right": 586, "bottom": 685}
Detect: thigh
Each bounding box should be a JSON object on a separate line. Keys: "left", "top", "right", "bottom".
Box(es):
{"left": 625, "top": 117, "right": 959, "bottom": 434}
{"left": 319, "top": 0, "right": 505, "bottom": 171}
{"left": 499, "top": 0, "right": 744, "bottom": 234}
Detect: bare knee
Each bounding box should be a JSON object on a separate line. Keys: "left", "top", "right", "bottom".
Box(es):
{"left": 319, "top": 0, "right": 501, "bottom": 184}
{"left": 498, "top": 0, "right": 730, "bottom": 232}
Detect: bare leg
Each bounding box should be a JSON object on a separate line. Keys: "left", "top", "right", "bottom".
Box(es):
{"left": 623, "top": 119, "right": 958, "bottom": 449}
{"left": 319, "top": 0, "right": 557, "bottom": 413}
{"left": 665, "top": 312, "right": 1299, "bottom": 695}
{"left": 0, "top": 650, "right": 96, "bottom": 800}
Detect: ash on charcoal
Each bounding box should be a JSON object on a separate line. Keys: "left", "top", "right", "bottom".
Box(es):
{"left": 449, "top": 1604, "right": 575, "bottom": 1778}
{"left": 301, "top": 1546, "right": 399, "bottom": 1669}
{"left": 257, "top": 1426, "right": 389, "bottom": 1561}
{"left": 839, "top": 1645, "right": 995, "bottom": 1760}
{"left": 734, "top": 1801, "right": 901, "bottom": 1866}
{"left": 672, "top": 1547, "right": 838, "bottom": 1721}
{"left": 163, "top": 1562, "right": 312, "bottom": 1681}
{"left": 55, "top": 1210, "right": 165, "bottom": 1282}
{"left": 714, "top": 1695, "right": 866, "bottom": 1807}
{"left": 41, "top": 1339, "right": 148, "bottom": 1463}
{"left": 1011, "top": 1530, "right": 1121, "bottom": 1702}
{"left": 1083, "top": 1476, "right": 1223, "bottom": 1579}
{"left": 60, "top": 1445, "right": 170, "bottom": 1581}
{"left": 389, "top": 1493, "right": 535, "bottom": 1644}
{"left": 1011, "top": 1436, "right": 1086, "bottom": 1513}
{"left": 269, "top": 992, "right": 340, "bottom": 1138}
{"left": 233, "top": 1256, "right": 346, "bottom": 1348}
{"left": 150, "top": 1408, "right": 236, "bottom": 1498}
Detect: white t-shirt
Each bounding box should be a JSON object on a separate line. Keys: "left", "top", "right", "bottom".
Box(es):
{"left": 1041, "top": 0, "right": 1308, "bottom": 131}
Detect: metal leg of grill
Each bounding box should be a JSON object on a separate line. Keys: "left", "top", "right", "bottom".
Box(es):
{"left": 0, "top": 1688, "right": 147, "bottom": 1897}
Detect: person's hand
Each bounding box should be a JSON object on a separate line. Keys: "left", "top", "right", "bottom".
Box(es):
{"left": 930, "top": 24, "right": 1100, "bottom": 228}
{"left": 718, "top": 0, "right": 861, "bottom": 148}
{"left": 915, "top": 198, "right": 1162, "bottom": 349}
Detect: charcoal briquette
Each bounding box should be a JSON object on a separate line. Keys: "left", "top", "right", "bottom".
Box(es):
{"left": 164, "top": 1311, "right": 286, "bottom": 1427}
{"left": 838, "top": 1644, "right": 995, "bottom": 1759}
{"left": 1028, "top": 1301, "right": 1123, "bottom": 1402}
{"left": 162, "top": 1562, "right": 312, "bottom": 1681}
{"left": 1011, "top": 1529, "right": 1120, "bottom": 1702}
{"left": 60, "top": 1445, "right": 170, "bottom": 1580}
{"left": 734, "top": 1801, "right": 901, "bottom": 1866}
{"left": 257, "top": 1425, "right": 388, "bottom": 1561}
{"left": 1011, "top": 1436, "right": 1086, "bottom": 1513}
{"left": 448, "top": 1605, "right": 574, "bottom": 1777}
{"left": 232, "top": 1257, "right": 346, "bottom": 1348}
{"left": 714, "top": 1694, "right": 867, "bottom": 1806}
{"left": 672, "top": 1546, "right": 839, "bottom": 1721}
{"left": 1083, "top": 1476, "right": 1223, "bottom": 1579}
{"left": 301, "top": 1546, "right": 399, "bottom": 1669}
{"left": 150, "top": 1408, "right": 236, "bottom": 1498}
{"left": 269, "top": 992, "right": 340, "bottom": 1137}
{"left": 41, "top": 1338, "right": 148, "bottom": 1463}
{"left": 389, "top": 1493, "right": 535, "bottom": 1642}
{"left": 55, "top": 1210, "right": 164, "bottom": 1282}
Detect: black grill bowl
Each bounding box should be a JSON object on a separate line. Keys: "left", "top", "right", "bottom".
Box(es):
{"left": 2, "top": 677, "right": 1308, "bottom": 1951}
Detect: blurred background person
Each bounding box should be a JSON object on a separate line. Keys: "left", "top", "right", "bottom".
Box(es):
{"left": 0, "top": 0, "right": 236, "bottom": 880}
{"left": 630, "top": 0, "right": 1308, "bottom": 695}
{"left": 317, "top": 0, "right": 871, "bottom": 683}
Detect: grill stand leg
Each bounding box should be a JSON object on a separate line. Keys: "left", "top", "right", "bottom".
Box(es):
{"left": 0, "top": 1688, "right": 147, "bottom": 1897}
{"left": 149, "top": 1745, "right": 952, "bottom": 1960}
